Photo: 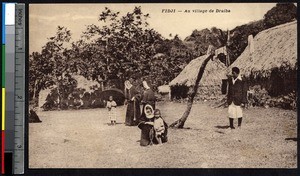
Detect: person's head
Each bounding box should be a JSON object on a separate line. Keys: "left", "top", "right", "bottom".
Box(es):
{"left": 144, "top": 104, "right": 154, "bottom": 119}
{"left": 232, "top": 67, "right": 240, "bottom": 79}
{"left": 154, "top": 109, "right": 161, "bottom": 118}
{"left": 109, "top": 96, "right": 113, "bottom": 101}
{"left": 145, "top": 107, "right": 152, "bottom": 114}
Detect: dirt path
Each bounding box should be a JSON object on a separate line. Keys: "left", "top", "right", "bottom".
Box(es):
{"left": 29, "top": 102, "right": 297, "bottom": 168}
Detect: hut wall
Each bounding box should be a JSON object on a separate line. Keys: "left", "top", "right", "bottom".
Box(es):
{"left": 197, "top": 85, "right": 223, "bottom": 100}
{"left": 170, "top": 84, "right": 223, "bottom": 100}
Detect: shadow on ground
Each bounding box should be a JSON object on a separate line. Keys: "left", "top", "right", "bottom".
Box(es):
{"left": 215, "top": 125, "right": 230, "bottom": 129}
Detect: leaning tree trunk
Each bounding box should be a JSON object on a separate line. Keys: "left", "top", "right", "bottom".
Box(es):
{"left": 170, "top": 54, "right": 213, "bottom": 128}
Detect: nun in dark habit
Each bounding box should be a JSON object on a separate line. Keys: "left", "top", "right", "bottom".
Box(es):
{"left": 124, "top": 79, "right": 141, "bottom": 126}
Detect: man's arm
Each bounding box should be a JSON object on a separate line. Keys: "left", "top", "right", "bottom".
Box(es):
{"left": 227, "top": 79, "right": 232, "bottom": 101}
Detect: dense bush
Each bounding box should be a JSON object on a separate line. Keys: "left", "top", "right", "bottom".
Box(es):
{"left": 248, "top": 86, "right": 296, "bottom": 110}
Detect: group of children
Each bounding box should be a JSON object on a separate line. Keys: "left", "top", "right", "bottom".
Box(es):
{"left": 106, "top": 96, "right": 166, "bottom": 145}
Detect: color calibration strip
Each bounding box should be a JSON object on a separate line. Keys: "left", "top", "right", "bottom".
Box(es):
{"left": 2, "top": 3, "right": 16, "bottom": 175}
{"left": 1, "top": 3, "right": 7, "bottom": 174}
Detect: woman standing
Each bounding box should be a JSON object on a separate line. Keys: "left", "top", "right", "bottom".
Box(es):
{"left": 140, "top": 80, "right": 156, "bottom": 120}
{"left": 124, "top": 80, "right": 141, "bottom": 126}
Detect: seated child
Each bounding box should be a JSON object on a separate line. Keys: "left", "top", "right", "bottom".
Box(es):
{"left": 106, "top": 96, "right": 117, "bottom": 125}
{"left": 153, "top": 109, "right": 165, "bottom": 144}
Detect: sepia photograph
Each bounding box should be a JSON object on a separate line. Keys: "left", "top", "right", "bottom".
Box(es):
{"left": 28, "top": 3, "right": 297, "bottom": 168}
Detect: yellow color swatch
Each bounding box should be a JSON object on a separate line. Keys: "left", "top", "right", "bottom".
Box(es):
{"left": 2, "top": 88, "right": 5, "bottom": 130}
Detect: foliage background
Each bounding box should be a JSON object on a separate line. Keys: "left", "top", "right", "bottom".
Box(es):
{"left": 29, "top": 3, "right": 297, "bottom": 107}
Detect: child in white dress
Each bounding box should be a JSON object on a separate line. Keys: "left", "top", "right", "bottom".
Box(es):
{"left": 106, "top": 96, "right": 117, "bottom": 125}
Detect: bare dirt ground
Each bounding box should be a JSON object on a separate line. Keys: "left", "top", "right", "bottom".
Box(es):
{"left": 29, "top": 101, "right": 297, "bottom": 168}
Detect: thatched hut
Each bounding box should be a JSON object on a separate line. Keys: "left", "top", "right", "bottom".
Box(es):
{"left": 229, "top": 21, "right": 297, "bottom": 96}
{"left": 169, "top": 54, "right": 227, "bottom": 100}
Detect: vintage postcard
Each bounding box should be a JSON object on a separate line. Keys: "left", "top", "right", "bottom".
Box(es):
{"left": 28, "top": 3, "right": 297, "bottom": 168}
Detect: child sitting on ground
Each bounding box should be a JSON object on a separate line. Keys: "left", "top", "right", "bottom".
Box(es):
{"left": 153, "top": 109, "right": 165, "bottom": 144}
{"left": 106, "top": 96, "right": 117, "bottom": 125}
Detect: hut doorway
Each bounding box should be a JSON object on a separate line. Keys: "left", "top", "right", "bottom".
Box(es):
{"left": 170, "top": 85, "right": 190, "bottom": 100}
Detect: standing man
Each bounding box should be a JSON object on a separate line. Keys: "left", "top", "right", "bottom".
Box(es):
{"left": 227, "top": 67, "right": 248, "bottom": 129}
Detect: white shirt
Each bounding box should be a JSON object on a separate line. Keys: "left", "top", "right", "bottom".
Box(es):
{"left": 232, "top": 75, "right": 242, "bottom": 85}
{"left": 154, "top": 117, "right": 165, "bottom": 133}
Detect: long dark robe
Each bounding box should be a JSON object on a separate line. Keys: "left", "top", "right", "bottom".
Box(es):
{"left": 125, "top": 86, "right": 141, "bottom": 126}
{"left": 140, "top": 89, "right": 156, "bottom": 120}
{"left": 138, "top": 118, "right": 154, "bottom": 146}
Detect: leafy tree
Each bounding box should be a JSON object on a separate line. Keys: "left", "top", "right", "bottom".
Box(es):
{"left": 29, "top": 26, "right": 79, "bottom": 107}
{"left": 79, "top": 7, "right": 163, "bottom": 87}
{"left": 30, "top": 7, "right": 191, "bottom": 108}
{"left": 264, "top": 3, "right": 297, "bottom": 29}
{"left": 78, "top": 6, "right": 190, "bottom": 90}
{"left": 152, "top": 35, "right": 194, "bottom": 85}
{"left": 29, "top": 51, "right": 55, "bottom": 104}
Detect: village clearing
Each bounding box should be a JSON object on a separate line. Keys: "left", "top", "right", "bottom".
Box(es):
{"left": 29, "top": 101, "right": 297, "bottom": 168}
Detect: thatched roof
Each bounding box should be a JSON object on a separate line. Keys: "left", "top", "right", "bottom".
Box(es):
{"left": 169, "top": 54, "right": 227, "bottom": 87}
{"left": 229, "top": 21, "right": 297, "bottom": 78}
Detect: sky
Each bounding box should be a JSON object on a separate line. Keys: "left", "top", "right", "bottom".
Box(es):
{"left": 29, "top": 3, "right": 278, "bottom": 53}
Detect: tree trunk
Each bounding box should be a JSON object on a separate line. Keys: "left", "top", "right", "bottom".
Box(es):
{"left": 32, "top": 80, "right": 42, "bottom": 108}
{"left": 170, "top": 54, "right": 213, "bottom": 128}
{"left": 55, "top": 76, "right": 63, "bottom": 109}
{"left": 31, "top": 80, "right": 38, "bottom": 104}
